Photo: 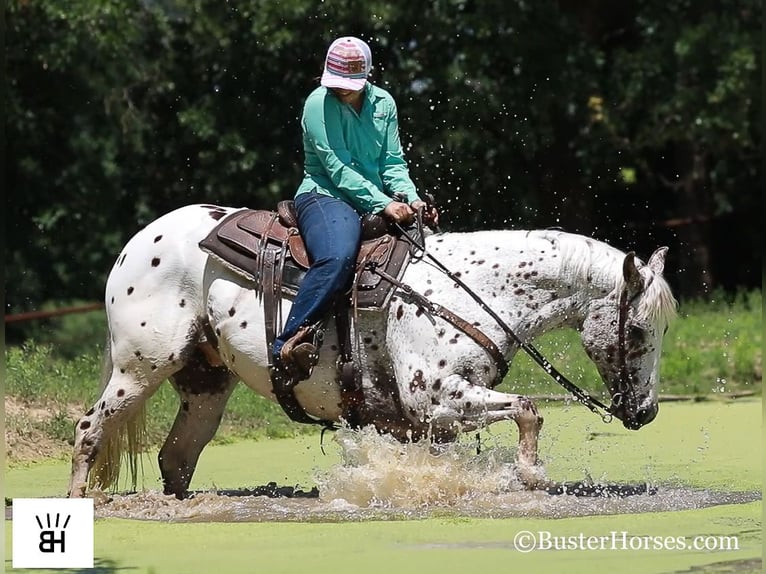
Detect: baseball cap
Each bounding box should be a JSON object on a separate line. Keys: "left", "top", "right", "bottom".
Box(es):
{"left": 320, "top": 36, "right": 372, "bottom": 91}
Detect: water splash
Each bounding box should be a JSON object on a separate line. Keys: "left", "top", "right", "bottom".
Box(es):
{"left": 90, "top": 424, "right": 759, "bottom": 523}
{"left": 315, "top": 426, "right": 527, "bottom": 508}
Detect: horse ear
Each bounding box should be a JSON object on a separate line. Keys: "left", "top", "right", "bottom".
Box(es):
{"left": 646, "top": 246, "right": 669, "bottom": 275}
{"left": 622, "top": 251, "right": 643, "bottom": 294}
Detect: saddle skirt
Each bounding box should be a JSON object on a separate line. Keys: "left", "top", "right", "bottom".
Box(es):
{"left": 198, "top": 201, "right": 411, "bottom": 310}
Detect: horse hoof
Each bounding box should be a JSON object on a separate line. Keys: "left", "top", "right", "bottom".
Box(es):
{"left": 516, "top": 462, "right": 551, "bottom": 490}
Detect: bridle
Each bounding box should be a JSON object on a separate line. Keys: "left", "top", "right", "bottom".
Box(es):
{"left": 611, "top": 283, "right": 641, "bottom": 422}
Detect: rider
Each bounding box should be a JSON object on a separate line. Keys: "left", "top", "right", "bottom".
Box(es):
{"left": 272, "top": 35, "right": 438, "bottom": 380}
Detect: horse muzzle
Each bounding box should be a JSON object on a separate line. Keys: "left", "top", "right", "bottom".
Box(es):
{"left": 611, "top": 400, "right": 658, "bottom": 430}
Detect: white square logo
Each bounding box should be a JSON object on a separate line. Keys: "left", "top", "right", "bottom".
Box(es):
{"left": 12, "top": 498, "right": 94, "bottom": 569}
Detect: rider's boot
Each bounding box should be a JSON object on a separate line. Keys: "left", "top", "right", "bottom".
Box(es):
{"left": 273, "top": 325, "right": 320, "bottom": 382}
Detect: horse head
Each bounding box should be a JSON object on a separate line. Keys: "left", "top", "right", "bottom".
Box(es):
{"left": 580, "top": 247, "right": 677, "bottom": 430}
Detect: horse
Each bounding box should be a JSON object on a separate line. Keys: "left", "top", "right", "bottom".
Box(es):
{"left": 67, "top": 203, "right": 677, "bottom": 499}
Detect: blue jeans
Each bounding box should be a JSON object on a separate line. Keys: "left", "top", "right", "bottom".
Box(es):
{"left": 273, "top": 191, "right": 362, "bottom": 359}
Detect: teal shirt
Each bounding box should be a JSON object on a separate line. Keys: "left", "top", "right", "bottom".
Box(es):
{"left": 295, "top": 84, "right": 419, "bottom": 214}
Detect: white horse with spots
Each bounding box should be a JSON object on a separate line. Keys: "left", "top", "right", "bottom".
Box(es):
{"left": 68, "top": 204, "right": 677, "bottom": 499}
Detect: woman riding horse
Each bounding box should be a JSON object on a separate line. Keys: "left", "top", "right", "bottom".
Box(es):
{"left": 272, "top": 35, "right": 437, "bottom": 385}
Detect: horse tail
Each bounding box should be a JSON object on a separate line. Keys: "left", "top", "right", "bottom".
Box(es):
{"left": 88, "top": 333, "right": 148, "bottom": 493}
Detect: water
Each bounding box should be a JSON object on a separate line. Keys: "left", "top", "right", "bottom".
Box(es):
{"left": 94, "top": 487, "right": 757, "bottom": 523}
{"left": 93, "top": 427, "right": 758, "bottom": 523}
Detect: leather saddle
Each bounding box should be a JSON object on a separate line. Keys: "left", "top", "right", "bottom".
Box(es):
{"left": 198, "top": 201, "right": 411, "bottom": 310}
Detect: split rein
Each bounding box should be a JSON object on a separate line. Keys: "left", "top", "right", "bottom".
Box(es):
{"left": 384, "top": 209, "right": 615, "bottom": 424}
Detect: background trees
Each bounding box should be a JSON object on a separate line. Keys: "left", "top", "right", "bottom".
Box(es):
{"left": 5, "top": 0, "right": 761, "bottom": 341}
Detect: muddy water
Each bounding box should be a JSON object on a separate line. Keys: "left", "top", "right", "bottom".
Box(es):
{"left": 93, "top": 428, "right": 759, "bottom": 523}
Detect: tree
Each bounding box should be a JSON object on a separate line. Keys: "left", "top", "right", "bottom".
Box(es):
{"left": 562, "top": 0, "right": 760, "bottom": 295}
{"left": 5, "top": 0, "right": 760, "bottom": 342}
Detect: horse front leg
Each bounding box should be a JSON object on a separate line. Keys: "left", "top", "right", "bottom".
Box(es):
{"left": 509, "top": 395, "right": 549, "bottom": 489}
{"left": 424, "top": 374, "right": 550, "bottom": 489}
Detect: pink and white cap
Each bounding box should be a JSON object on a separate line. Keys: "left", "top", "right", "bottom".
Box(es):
{"left": 320, "top": 36, "right": 372, "bottom": 91}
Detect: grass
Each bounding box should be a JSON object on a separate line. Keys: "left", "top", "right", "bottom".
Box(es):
{"left": 4, "top": 341, "right": 309, "bottom": 449}
{"left": 4, "top": 289, "right": 762, "bottom": 455}
{"left": 660, "top": 289, "right": 762, "bottom": 394}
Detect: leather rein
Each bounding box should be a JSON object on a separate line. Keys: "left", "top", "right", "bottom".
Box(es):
{"left": 384, "top": 212, "right": 616, "bottom": 423}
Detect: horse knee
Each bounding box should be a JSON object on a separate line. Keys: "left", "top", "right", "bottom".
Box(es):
{"left": 72, "top": 408, "right": 104, "bottom": 460}
{"left": 426, "top": 375, "right": 500, "bottom": 429}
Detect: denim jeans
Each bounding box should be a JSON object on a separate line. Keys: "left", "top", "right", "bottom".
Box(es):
{"left": 273, "top": 191, "right": 362, "bottom": 359}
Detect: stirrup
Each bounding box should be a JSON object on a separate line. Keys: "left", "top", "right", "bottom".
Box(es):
{"left": 274, "top": 343, "right": 318, "bottom": 382}
{"left": 269, "top": 361, "right": 296, "bottom": 391}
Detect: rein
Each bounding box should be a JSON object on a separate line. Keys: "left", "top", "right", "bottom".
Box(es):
{"left": 390, "top": 215, "right": 614, "bottom": 423}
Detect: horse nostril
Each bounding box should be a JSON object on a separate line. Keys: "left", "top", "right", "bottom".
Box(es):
{"left": 633, "top": 404, "right": 658, "bottom": 428}
{"left": 640, "top": 403, "right": 658, "bottom": 425}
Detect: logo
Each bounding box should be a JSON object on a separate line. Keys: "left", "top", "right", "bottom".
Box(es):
{"left": 346, "top": 59, "right": 367, "bottom": 75}
{"left": 12, "top": 498, "right": 94, "bottom": 568}
{"left": 36, "top": 513, "right": 71, "bottom": 553}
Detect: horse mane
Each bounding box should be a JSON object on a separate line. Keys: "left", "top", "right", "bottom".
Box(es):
{"left": 533, "top": 229, "right": 677, "bottom": 329}
{"left": 632, "top": 270, "right": 678, "bottom": 329}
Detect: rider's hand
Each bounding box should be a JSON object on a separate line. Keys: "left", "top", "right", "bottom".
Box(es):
{"left": 383, "top": 201, "right": 415, "bottom": 224}
{"left": 410, "top": 199, "right": 440, "bottom": 227}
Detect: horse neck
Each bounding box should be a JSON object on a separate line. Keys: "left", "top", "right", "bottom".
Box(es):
{"left": 432, "top": 229, "right": 622, "bottom": 342}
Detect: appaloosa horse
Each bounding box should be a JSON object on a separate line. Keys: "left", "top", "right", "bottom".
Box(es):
{"left": 68, "top": 204, "right": 677, "bottom": 499}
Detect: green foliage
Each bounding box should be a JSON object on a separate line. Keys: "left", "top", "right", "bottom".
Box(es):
{"left": 217, "top": 384, "right": 315, "bottom": 441}
{"left": 142, "top": 382, "right": 312, "bottom": 447}
{"left": 44, "top": 410, "right": 78, "bottom": 445}
{"left": 4, "top": 341, "right": 315, "bottom": 448}
{"left": 5, "top": 341, "right": 104, "bottom": 404}
{"left": 5, "top": 0, "right": 760, "bottom": 333}
{"left": 661, "top": 289, "right": 762, "bottom": 394}
{"left": 11, "top": 305, "right": 107, "bottom": 359}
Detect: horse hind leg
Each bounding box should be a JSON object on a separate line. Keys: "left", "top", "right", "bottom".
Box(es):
{"left": 68, "top": 369, "right": 157, "bottom": 498}
{"left": 426, "top": 374, "right": 549, "bottom": 489}
{"left": 159, "top": 351, "right": 237, "bottom": 499}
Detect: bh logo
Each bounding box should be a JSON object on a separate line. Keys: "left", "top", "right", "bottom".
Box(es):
{"left": 12, "top": 498, "right": 94, "bottom": 568}
{"left": 36, "top": 513, "right": 71, "bottom": 553}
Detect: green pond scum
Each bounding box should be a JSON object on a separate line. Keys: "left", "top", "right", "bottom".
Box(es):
{"left": 4, "top": 400, "right": 762, "bottom": 573}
